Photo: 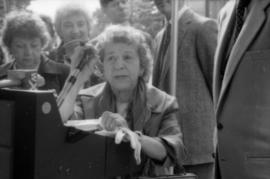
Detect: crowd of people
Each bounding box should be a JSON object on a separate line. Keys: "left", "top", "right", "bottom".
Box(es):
{"left": 0, "top": 0, "right": 269, "bottom": 179}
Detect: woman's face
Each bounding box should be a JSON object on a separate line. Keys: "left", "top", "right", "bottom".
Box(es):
{"left": 10, "top": 37, "right": 43, "bottom": 69}
{"left": 60, "top": 13, "right": 89, "bottom": 43}
{"left": 103, "top": 42, "right": 143, "bottom": 92}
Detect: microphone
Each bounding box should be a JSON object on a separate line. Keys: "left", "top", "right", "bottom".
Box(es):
{"left": 57, "top": 45, "right": 96, "bottom": 108}
{"left": 76, "top": 46, "right": 96, "bottom": 71}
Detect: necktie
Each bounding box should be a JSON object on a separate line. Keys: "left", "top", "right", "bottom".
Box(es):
{"left": 220, "top": 0, "right": 251, "bottom": 79}
{"left": 154, "top": 23, "right": 171, "bottom": 86}
{"left": 235, "top": 0, "right": 251, "bottom": 40}
{"left": 159, "top": 23, "right": 171, "bottom": 63}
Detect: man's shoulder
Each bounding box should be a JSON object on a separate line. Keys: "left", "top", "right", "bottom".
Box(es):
{"left": 182, "top": 7, "right": 216, "bottom": 29}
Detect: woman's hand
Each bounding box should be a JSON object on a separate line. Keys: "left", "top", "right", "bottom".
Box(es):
{"left": 100, "top": 111, "right": 128, "bottom": 131}
{"left": 28, "top": 73, "right": 45, "bottom": 88}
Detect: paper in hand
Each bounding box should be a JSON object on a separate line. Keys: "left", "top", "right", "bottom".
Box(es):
{"left": 64, "top": 119, "right": 101, "bottom": 132}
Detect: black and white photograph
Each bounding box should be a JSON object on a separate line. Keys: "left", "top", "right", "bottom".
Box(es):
{"left": 0, "top": 0, "right": 269, "bottom": 179}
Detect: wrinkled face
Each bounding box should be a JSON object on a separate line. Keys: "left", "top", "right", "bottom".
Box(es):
{"left": 10, "top": 37, "right": 42, "bottom": 69}
{"left": 103, "top": 42, "right": 143, "bottom": 92}
{"left": 103, "top": 0, "right": 130, "bottom": 24}
{"left": 60, "top": 13, "right": 89, "bottom": 43}
{"left": 154, "top": 0, "right": 172, "bottom": 19}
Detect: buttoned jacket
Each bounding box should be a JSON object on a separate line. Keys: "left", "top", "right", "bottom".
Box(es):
{"left": 214, "top": 1, "right": 270, "bottom": 178}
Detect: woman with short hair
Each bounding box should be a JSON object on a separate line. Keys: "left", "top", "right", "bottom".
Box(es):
{"left": 59, "top": 25, "right": 185, "bottom": 178}
{"left": 50, "top": 2, "right": 92, "bottom": 65}
{"left": 0, "top": 10, "right": 69, "bottom": 93}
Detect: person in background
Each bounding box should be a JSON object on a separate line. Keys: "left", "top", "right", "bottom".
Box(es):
{"left": 214, "top": 0, "right": 270, "bottom": 178}
{"left": 49, "top": 2, "right": 92, "bottom": 65}
{"left": 40, "top": 14, "right": 58, "bottom": 54}
{"left": 153, "top": 0, "right": 217, "bottom": 179}
{"left": 99, "top": 0, "right": 130, "bottom": 25}
{"left": 0, "top": 10, "right": 69, "bottom": 93}
{"left": 59, "top": 25, "right": 185, "bottom": 178}
{"left": 98, "top": 0, "right": 153, "bottom": 74}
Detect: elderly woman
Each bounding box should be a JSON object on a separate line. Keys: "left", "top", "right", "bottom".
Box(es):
{"left": 0, "top": 10, "right": 69, "bottom": 93}
{"left": 49, "top": 2, "right": 92, "bottom": 65}
{"left": 59, "top": 25, "right": 184, "bottom": 178}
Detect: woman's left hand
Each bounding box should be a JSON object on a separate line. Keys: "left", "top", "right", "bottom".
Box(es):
{"left": 115, "top": 128, "right": 142, "bottom": 164}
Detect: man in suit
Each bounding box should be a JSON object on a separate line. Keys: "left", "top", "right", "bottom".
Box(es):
{"left": 214, "top": 0, "right": 270, "bottom": 178}
{"left": 153, "top": 0, "right": 217, "bottom": 179}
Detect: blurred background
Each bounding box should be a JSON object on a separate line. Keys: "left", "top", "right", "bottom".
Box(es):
{"left": 0, "top": 0, "right": 229, "bottom": 38}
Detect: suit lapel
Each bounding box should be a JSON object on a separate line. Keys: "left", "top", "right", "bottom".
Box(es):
{"left": 213, "top": 2, "right": 236, "bottom": 108}
{"left": 217, "top": 0, "right": 270, "bottom": 113}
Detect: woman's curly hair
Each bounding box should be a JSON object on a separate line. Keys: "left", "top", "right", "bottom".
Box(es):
{"left": 95, "top": 25, "right": 153, "bottom": 82}
{"left": 1, "top": 10, "right": 50, "bottom": 54}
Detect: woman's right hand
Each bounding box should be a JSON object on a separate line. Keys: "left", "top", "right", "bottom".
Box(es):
{"left": 100, "top": 111, "right": 128, "bottom": 131}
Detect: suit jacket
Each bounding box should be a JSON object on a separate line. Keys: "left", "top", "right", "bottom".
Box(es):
{"left": 214, "top": 0, "right": 270, "bottom": 178}
{"left": 153, "top": 7, "right": 217, "bottom": 165}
